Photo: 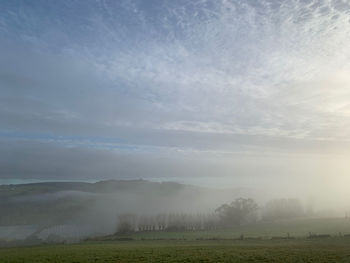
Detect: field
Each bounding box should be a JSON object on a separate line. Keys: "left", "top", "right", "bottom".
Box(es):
{"left": 2, "top": 218, "right": 350, "bottom": 262}
{"left": 2, "top": 238, "right": 350, "bottom": 262}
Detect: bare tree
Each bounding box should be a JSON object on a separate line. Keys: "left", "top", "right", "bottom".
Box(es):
{"left": 117, "top": 214, "right": 137, "bottom": 233}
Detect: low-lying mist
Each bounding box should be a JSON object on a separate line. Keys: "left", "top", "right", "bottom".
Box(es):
{"left": 1, "top": 179, "right": 349, "bottom": 246}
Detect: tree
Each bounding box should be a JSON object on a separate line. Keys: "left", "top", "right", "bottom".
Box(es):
{"left": 117, "top": 214, "right": 137, "bottom": 233}
{"left": 215, "top": 198, "right": 258, "bottom": 226}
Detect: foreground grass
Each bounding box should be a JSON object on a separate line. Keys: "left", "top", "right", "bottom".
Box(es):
{"left": 2, "top": 238, "right": 350, "bottom": 262}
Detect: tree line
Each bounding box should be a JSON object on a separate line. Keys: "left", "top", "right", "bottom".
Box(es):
{"left": 117, "top": 197, "right": 309, "bottom": 233}
{"left": 117, "top": 213, "right": 219, "bottom": 233}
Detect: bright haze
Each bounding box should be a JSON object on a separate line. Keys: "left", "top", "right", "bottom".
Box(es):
{"left": 1, "top": 0, "right": 350, "bottom": 208}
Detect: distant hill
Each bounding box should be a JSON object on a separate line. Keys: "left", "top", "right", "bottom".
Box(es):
{"left": 0, "top": 179, "right": 263, "bottom": 241}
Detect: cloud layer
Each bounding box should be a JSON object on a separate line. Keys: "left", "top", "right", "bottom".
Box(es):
{"left": 1, "top": 0, "right": 350, "bottom": 192}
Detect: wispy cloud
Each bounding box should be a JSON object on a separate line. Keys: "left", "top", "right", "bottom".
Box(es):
{"left": 1, "top": 0, "right": 350, "bottom": 186}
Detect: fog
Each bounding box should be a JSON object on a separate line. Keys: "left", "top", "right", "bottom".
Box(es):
{"left": 0, "top": 181, "right": 260, "bottom": 241}
{"left": 0, "top": 178, "right": 349, "bottom": 244}
{"left": 1, "top": 0, "right": 350, "bottom": 246}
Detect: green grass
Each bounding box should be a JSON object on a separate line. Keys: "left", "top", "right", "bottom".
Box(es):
{"left": 2, "top": 218, "right": 350, "bottom": 262}
{"left": 2, "top": 238, "right": 350, "bottom": 262}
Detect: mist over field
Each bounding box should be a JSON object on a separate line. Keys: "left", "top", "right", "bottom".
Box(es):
{"left": 0, "top": 180, "right": 258, "bottom": 241}
{"left": 1, "top": 178, "right": 350, "bottom": 244}
{"left": 1, "top": 0, "right": 350, "bottom": 248}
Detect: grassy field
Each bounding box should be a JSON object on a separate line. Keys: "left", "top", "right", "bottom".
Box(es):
{"left": 2, "top": 218, "right": 350, "bottom": 262}
{"left": 2, "top": 238, "right": 350, "bottom": 262}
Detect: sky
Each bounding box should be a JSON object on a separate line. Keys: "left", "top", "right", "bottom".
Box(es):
{"left": 1, "top": 0, "right": 350, "bottom": 198}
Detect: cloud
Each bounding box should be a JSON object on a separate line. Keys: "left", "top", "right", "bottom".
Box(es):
{"left": 1, "top": 0, "right": 350, "bottom": 186}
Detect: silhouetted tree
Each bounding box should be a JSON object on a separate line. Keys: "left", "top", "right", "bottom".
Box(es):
{"left": 117, "top": 214, "right": 137, "bottom": 233}
{"left": 116, "top": 212, "right": 220, "bottom": 233}
{"left": 215, "top": 198, "right": 258, "bottom": 226}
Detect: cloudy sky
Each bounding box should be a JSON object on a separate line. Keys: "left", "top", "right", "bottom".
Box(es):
{"left": 1, "top": 0, "right": 350, "bottom": 193}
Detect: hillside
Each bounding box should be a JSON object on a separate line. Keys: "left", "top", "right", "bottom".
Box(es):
{"left": 0, "top": 180, "right": 260, "bottom": 242}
